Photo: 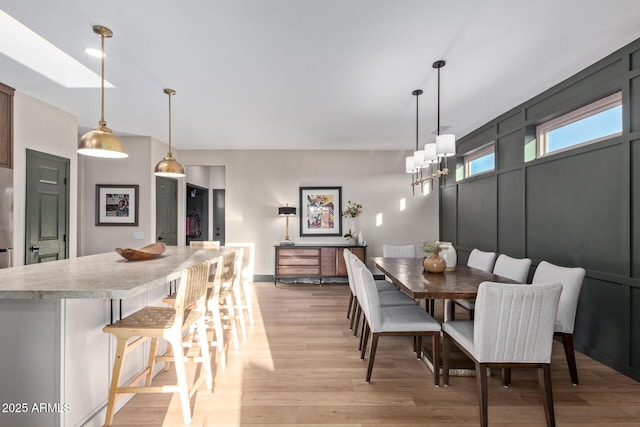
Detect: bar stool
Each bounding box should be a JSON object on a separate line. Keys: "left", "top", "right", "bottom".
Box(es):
{"left": 225, "top": 242, "right": 255, "bottom": 326}
{"left": 102, "top": 260, "right": 212, "bottom": 426}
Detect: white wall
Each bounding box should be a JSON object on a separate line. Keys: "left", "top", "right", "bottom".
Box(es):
{"left": 180, "top": 150, "right": 439, "bottom": 276}
{"left": 13, "top": 92, "right": 79, "bottom": 266}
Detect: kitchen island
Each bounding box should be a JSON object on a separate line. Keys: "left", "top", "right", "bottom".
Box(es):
{"left": 0, "top": 246, "right": 234, "bottom": 427}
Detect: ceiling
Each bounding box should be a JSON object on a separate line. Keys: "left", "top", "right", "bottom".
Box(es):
{"left": 1, "top": 0, "right": 640, "bottom": 152}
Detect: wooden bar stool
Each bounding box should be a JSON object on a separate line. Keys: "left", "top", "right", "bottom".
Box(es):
{"left": 102, "top": 260, "right": 213, "bottom": 426}
{"left": 225, "top": 242, "right": 256, "bottom": 326}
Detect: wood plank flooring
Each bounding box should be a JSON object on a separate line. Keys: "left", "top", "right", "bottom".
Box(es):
{"left": 108, "top": 282, "right": 640, "bottom": 426}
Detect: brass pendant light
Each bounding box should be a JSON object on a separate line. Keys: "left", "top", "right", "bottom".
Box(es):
{"left": 154, "top": 88, "right": 185, "bottom": 177}
{"left": 78, "top": 25, "right": 128, "bottom": 158}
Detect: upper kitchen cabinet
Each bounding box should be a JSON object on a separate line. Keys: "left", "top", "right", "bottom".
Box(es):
{"left": 0, "top": 83, "right": 14, "bottom": 169}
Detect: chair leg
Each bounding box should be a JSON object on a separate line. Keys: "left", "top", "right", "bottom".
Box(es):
{"left": 366, "top": 333, "right": 379, "bottom": 382}
{"left": 145, "top": 338, "right": 159, "bottom": 386}
{"left": 539, "top": 364, "right": 556, "bottom": 427}
{"left": 232, "top": 283, "right": 247, "bottom": 340}
{"left": 169, "top": 337, "right": 193, "bottom": 425}
{"left": 104, "top": 337, "right": 129, "bottom": 426}
{"left": 476, "top": 362, "right": 489, "bottom": 427}
{"left": 353, "top": 304, "right": 361, "bottom": 337}
{"left": 431, "top": 333, "right": 440, "bottom": 386}
{"left": 225, "top": 293, "right": 240, "bottom": 349}
{"left": 210, "top": 304, "right": 227, "bottom": 372}
{"left": 358, "top": 319, "right": 366, "bottom": 351}
{"left": 242, "top": 281, "right": 255, "bottom": 325}
{"left": 469, "top": 309, "right": 475, "bottom": 321}
{"left": 349, "top": 298, "right": 358, "bottom": 330}
{"left": 559, "top": 332, "right": 579, "bottom": 385}
{"left": 360, "top": 323, "right": 370, "bottom": 360}
{"left": 443, "top": 334, "right": 450, "bottom": 386}
{"left": 347, "top": 291, "right": 354, "bottom": 319}
{"left": 502, "top": 368, "right": 511, "bottom": 387}
{"left": 196, "top": 317, "right": 214, "bottom": 390}
{"left": 449, "top": 300, "right": 456, "bottom": 321}
{"left": 416, "top": 336, "right": 422, "bottom": 359}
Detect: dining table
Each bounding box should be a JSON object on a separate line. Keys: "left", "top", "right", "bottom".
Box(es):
{"left": 370, "top": 256, "right": 520, "bottom": 375}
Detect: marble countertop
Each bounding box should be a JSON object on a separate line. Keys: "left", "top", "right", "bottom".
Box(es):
{"left": 0, "top": 246, "right": 235, "bottom": 300}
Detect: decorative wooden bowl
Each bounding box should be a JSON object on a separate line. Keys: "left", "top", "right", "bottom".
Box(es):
{"left": 115, "top": 242, "right": 166, "bottom": 261}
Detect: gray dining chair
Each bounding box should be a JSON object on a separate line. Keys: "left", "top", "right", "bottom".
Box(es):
{"left": 382, "top": 244, "right": 417, "bottom": 258}
{"left": 532, "top": 260, "right": 586, "bottom": 385}
{"left": 443, "top": 281, "right": 563, "bottom": 427}
{"left": 353, "top": 257, "right": 441, "bottom": 385}
{"left": 343, "top": 250, "right": 416, "bottom": 342}
{"left": 452, "top": 249, "right": 498, "bottom": 319}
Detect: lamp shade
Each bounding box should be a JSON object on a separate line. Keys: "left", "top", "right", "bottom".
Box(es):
{"left": 278, "top": 206, "right": 296, "bottom": 216}
{"left": 405, "top": 156, "right": 415, "bottom": 173}
{"left": 413, "top": 150, "right": 425, "bottom": 168}
{"left": 78, "top": 125, "right": 128, "bottom": 158}
{"left": 154, "top": 154, "right": 186, "bottom": 177}
{"left": 423, "top": 142, "right": 438, "bottom": 163}
{"left": 436, "top": 134, "right": 456, "bottom": 157}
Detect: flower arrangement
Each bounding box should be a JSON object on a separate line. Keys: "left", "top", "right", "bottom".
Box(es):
{"left": 421, "top": 241, "right": 448, "bottom": 255}
{"left": 343, "top": 200, "right": 362, "bottom": 218}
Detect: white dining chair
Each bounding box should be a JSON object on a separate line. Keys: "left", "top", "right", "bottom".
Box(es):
{"left": 532, "top": 260, "right": 586, "bottom": 385}
{"left": 383, "top": 244, "right": 417, "bottom": 258}
{"left": 452, "top": 249, "right": 498, "bottom": 319}
{"left": 443, "top": 281, "right": 563, "bottom": 427}
{"left": 353, "top": 257, "right": 441, "bottom": 385}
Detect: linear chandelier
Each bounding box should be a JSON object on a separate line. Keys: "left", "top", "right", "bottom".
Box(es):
{"left": 406, "top": 60, "right": 456, "bottom": 194}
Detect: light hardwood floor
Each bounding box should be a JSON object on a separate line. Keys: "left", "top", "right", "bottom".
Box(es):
{"left": 108, "top": 282, "right": 640, "bottom": 426}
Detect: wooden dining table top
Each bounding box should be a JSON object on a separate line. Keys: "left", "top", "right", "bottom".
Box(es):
{"left": 370, "top": 257, "right": 519, "bottom": 300}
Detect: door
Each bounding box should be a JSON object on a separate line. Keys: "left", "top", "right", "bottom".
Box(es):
{"left": 25, "top": 149, "right": 69, "bottom": 264}
{"left": 212, "top": 189, "right": 225, "bottom": 245}
{"left": 156, "top": 177, "right": 178, "bottom": 245}
{"left": 186, "top": 183, "right": 208, "bottom": 245}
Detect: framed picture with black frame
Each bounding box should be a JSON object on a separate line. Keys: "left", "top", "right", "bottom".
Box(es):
{"left": 299, "top": 186, "right": 342, "bottom": 237}
{"left": 95, "top": 184, "right": 139, "bottom": 226}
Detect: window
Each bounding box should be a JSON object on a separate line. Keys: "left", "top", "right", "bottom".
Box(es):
{"left": 535, "top": 92, "right": 622, "bottom": 158}
{"left": 458, "top": 145, "right": 495, "bottom": 179}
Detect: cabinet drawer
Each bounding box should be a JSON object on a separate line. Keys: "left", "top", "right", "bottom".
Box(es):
{"left": 278, "top": 257, "right": 320, "bottom": 266}
{"left": 278, "top": 248, "right": 320, "bottom": 257}
{"left": 278, "top": 266, "right": 321, "bottom": 276}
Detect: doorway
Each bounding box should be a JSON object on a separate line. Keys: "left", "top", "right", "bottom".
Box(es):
{"left": 186, "top": 183, "right": 208, "bottom": 245}
{"left": 212, "top": 189, "right": 225, "bottom": 245}
{"left": 25, "top": 149, "right": 69, "bottom": 264}
{"left": 156, "top": 177, "right": 178, "bottom": 245}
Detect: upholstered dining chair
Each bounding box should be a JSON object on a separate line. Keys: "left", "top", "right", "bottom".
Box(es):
{"left": 532, "top": 260, "right": 586, "bottom": 385}
{"left": 443, "top": 281, "right": 563, "bottom": 427}
{"left": 343, "top": 250, "right": 416, "bottom": 341}
{"left": 382, "top": 244, "right": 417, "bottom": 258}
{"left": 353, "top": 257, "right": 441, "bottom": 385}
{"left": 103, "top": 260, "right": 213, "bottom": 426}
{"left": 453, "top": 253, "right": 530, "bottom": 320}
{"left": 452, "top": 249, "right": 497, "bottom": 319}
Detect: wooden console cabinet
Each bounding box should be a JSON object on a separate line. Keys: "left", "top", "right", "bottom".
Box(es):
{"left": 274, "top": 244, "right": 366, "bottom": 284}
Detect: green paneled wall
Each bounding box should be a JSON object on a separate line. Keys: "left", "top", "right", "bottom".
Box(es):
{"left": 440, "top": 36, "right": 640, "bottom": 380}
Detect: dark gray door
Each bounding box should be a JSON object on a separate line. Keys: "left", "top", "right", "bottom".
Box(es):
{"left": 25, "top": 149, "right": 69, "bottom": 264}
{"left": 186, "top": 183, "right": 208, "bottom": 245}
{"left": 212, "top": 189, "right": 225, "bottom": 245}
{"left": 156, "top": 177, "right": 178, "bottom": 245}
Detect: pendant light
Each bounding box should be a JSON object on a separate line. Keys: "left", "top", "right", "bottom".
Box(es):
{"left": 433, "top": 60, "right": 456, "bottom": 158}
{"left": 154, "top": 88, "right": 185, "bottom": 177}
{"left": 78, "top": 25, "right": 128, "bottom": 158}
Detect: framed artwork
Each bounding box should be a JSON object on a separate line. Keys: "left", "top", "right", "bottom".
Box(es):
{"left": 95, "top": 184, "right": 139, "bottom": 226}
{"left": 299, "top": 186, "right": 342, "bottom": 237}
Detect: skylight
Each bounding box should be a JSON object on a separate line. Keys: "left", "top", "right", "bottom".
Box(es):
{"left": 0, "top": 9, "right": 113, "bottom": 88}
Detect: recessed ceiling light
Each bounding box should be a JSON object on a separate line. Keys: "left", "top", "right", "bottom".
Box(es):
{"left": 0, "top": 9, "right": 113, "bottom": 88}
{"left": 85, "top": 47, "right": 104, "bottom": 58}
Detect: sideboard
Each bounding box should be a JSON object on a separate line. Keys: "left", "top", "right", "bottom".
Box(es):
{"left": 274, "top": 244, "right": 366, "bottom": 284}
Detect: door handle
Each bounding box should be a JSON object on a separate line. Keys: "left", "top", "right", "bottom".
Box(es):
{"left": 158, "top": 236, "right": 164, "bottom": 241}
{"left": 30, "top": 246, "right": 39, "bottom": 253}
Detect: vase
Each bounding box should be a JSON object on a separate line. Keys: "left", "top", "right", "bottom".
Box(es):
{"left": 423, "top": 251, "right": 446, "bottom": 273}
{"left": 357, "top": 230, "right": 364, "bottom": 246}
{"left": 437, "top": 241, "right": 457, "bottom": 271}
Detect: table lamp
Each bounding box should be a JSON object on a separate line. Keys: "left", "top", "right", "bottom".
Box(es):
{"left": 278, "top": 204, "right": 296, "bottom": 245}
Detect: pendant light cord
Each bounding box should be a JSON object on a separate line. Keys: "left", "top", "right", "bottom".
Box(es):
{"left": 436, "top": 65, "right": 440, "bottom": 136}
{"left": 415, "top": 92, "right": 419, "bottom": 151}
{"left": 168, "top": 92, "right": 172, "bottom": 155}
{"left": 99, "top": 32, "right": 105, "bottom": 127}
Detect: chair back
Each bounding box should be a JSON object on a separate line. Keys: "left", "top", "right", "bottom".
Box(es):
{"left": 209, "top": 253, "right": 234, "bottom": 300}
{"left": 492, "top": 254, "right": 531, "bottom": 282}
{"left": 383, "top": 244, "right": 416, "bottom": 258}
{"left": 353, "top": 258, "right": 383, "bottom": 332}
{"left": 172, "top": 260, "right": 210, "bottom": 330}
{"left": 343, "top": 249, "right": 357, "bottom": 295}
{"left": 190, "top": 240, "right": 221, "bottom": 249}
{"left": 532, "top": 261, "right": 586, "bottom": 333}
{"left": 225, "top": 242, "right": 255, "bottom": 282}
{"left": 473, "top": 281, "right": 562, "bottom": 363}
{"left": 467, "top": 249, "right": 497, "bottom": 272}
